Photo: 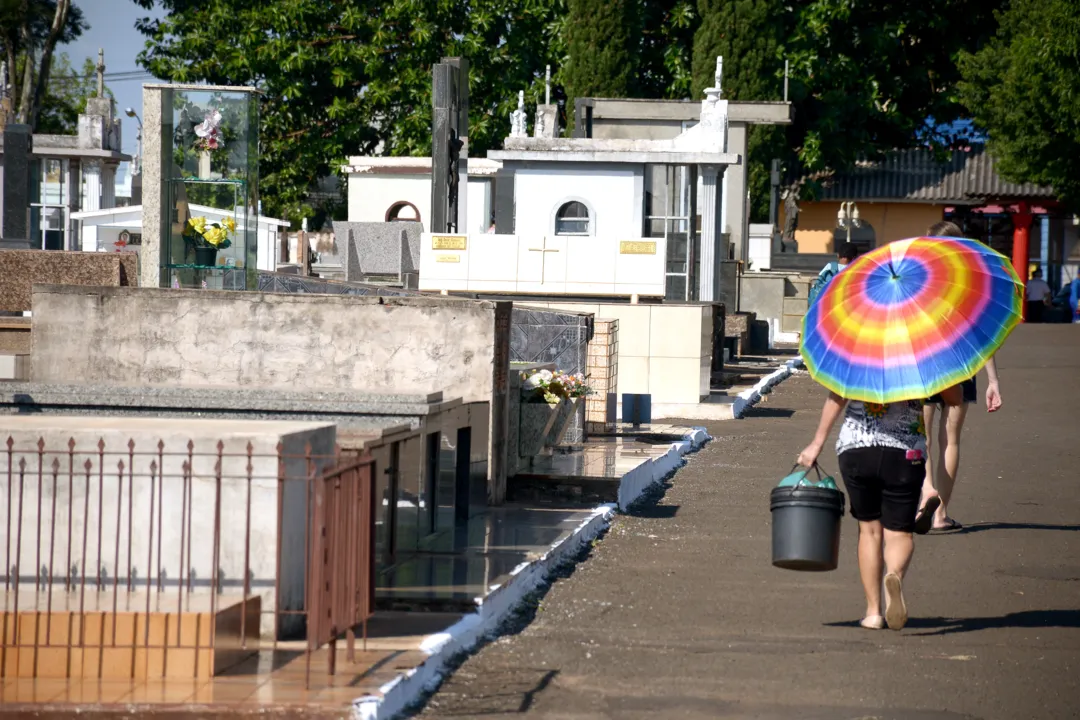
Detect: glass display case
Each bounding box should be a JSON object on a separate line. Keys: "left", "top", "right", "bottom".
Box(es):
{"left": 157, "top": 86, "right": 259, "bottom": 289}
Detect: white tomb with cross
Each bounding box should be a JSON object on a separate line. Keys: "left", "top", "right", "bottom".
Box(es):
{"left": 417, "top": 57, "right": 739, "bottom": 300}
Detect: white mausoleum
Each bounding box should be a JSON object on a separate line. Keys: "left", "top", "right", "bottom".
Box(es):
{"left": 346, "top": 57, "right": 740, "bottom": 303}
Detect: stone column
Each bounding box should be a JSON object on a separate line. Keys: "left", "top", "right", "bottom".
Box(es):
{"left": 140, "top": 86, "right": 164, "bottom": 287}
{"left": 725, "top": 122, "right": 749, "bottom": 264}
{"left": 699, "top": 165, "right": 726, "bottom": 302}
{"left": 101, "top": 163, "right": 117, "bottom": 209}
{"left": 79, "top": 160, "right": 102, "bottom": 252}
{"left": 83, "top": 160, "right": 102, "bottom": 212}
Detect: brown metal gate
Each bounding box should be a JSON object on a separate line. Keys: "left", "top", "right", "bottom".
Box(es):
{"left": 305, "top": 454, "right": 376, "bottom": 675}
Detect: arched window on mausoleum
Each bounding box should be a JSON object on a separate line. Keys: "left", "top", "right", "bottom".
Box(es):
{"left": 554, "top": 200, "right": 592, "bottom": 236}
{"left": 386, "top": 201, "right": 421, "bottom": 223}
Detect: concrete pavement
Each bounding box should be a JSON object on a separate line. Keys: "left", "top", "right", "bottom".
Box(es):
{"left": 415, "top": 325, "right": 1080, "bottom": 720}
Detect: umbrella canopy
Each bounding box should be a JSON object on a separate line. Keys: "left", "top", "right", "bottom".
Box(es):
{"left": 801, "top": 236, "right": 1023, "bottom": 404}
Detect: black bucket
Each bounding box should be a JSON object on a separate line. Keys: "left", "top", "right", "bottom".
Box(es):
{"left": 771, "top": 485, "right": 845, "bottom": 571}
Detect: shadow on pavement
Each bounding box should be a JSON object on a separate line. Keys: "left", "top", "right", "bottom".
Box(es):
{"left": 625, "top": 503, "right": 680, "bottom": 519}
{"left": 828, "top": 609, "right": 1080, "bottom": 635}
{"left": 956, "top": 521, "right": 1080, "bottom": 534}
{"left": 741, "top": 407, "right": 797, "bottom": 418}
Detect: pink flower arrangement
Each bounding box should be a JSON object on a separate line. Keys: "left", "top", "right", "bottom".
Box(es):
{"left": 194, "top": 107, "right": 224, "bottom": 151}
{"left": 521, "top": 369, "right": 593, "bottom": 404}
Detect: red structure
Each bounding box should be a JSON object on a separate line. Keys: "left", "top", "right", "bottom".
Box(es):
{"left": 1012, "top": 202, "right": 1033, "bottom": 321}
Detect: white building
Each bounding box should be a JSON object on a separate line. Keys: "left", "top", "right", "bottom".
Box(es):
{"left": 343, "top": 156, "right": 502, "bottom": 235}
{"left": 344, "top": 57, "right": 739, "bottom": 303}
{"left": 0, "top": 96, "right": 128, "bottom": 250}
{"left": 71, "top": 203, "right": 290, "bottom": 272}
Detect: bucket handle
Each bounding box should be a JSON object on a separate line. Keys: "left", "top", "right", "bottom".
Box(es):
{"left": 788, "top": 462, "right": 832, "bottom": 494}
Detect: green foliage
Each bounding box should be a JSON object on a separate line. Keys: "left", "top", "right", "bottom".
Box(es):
{"left": 959, "top": 0, "right": 1080, "bottom": 210}
{"left": 133, "top": 0, "right": 565, "bottom": 226}
{"left": 563, "top": 0, "right": 640, "bottom": 109}
{"left": 131, "top": 0, "right": 1018, "bottom": 223}
{"left": 36, "top": 54, "right": 113, "bottom": 134}
{"left": 692, "top": 0, "right": 785, "bottom": 221}
{"left": 0, "top": 0, "right": 88, "bottom": 129}
{"left": 782, "top": 0, "right": 1003, "bottom": 186}
{"left": 639, "top": 1, "right": 697, "bottom": 99}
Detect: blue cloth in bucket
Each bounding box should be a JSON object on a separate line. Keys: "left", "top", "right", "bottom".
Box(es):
{"left": 777, "top": 465, "right": 838, "bottom": 491}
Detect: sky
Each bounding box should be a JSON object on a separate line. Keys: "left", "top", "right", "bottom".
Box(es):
{"left": 61, "top": 1, "right": 166, "bottom": 157}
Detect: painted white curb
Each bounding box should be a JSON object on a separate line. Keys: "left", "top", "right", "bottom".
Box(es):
{"left": 353, "top": 427, "right": 710, "bottom": 720}
{"left": 732, "top": 357, "right": 805, "bottom": 419}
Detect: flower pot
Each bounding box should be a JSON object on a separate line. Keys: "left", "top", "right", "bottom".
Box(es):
{"left": 194, "top": 246, "right": 218, "bottom": 267}
{"left": 548, "top": 397, "right": 581, "bottom": 444}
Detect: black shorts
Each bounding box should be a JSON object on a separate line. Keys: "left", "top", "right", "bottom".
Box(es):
{"left": 928, "top": 377, "right": 976, "bottom": 405}
{"left": 838, "top": 447, "right": 927, "bottom": 532}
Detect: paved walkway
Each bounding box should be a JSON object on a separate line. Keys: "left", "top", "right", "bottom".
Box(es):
{"left": 418, "top": 325, "right": 1080, "bottom": 720}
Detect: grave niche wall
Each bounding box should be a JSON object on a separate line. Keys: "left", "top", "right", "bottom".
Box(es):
{"left": 28, "top": 285, "right": 512, "bottom": 502}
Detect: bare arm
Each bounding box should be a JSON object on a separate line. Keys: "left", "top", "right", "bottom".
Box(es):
{"left": 797, "top": 392, "right": 848, "bottom": 467}
{"left": 984, "top": 356, "right": 1002, "bottom": 412}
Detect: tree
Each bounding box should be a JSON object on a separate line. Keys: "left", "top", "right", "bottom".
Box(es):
{"left": 959, "top": 0, "right": 1080, "bottom": 210}
{"left": 692, "top": 0, "right": 786, "bottom": 221}
{"left": 36, "top": 53, "right": 113, "bottom": 134}
{"left": 132, "top": 0, "right": 564, "bottom": 225}
{"left": 639, "top": 0, "right": 696, "bottom": 99}
{"left": 0, "top": 0, "right": 86, "bottom": 129}
{"left": 781, "top": 0, "right": 1004, "bottom": 199}
{"left": 563, "top": 0, "right": 639, "bottom": 109}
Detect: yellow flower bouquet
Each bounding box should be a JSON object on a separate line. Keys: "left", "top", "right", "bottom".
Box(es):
{"left": 183, "top": 216, "right": 234, "bottom": 250}
{"left": 182, "top": 215, "right": 235, "bottom": 267}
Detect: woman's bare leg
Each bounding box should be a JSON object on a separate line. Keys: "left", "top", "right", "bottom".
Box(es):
{"left": 934, "top": 402, "right": 969, "bottom": 526}
{"left": 883, "top": 528, "right": 915, "bottom": 578}
{"left": 920, "top": 403, "right": 939, "bottom": 506}
{"left": 857, "top": 520, "right": 885, "bottom": 619}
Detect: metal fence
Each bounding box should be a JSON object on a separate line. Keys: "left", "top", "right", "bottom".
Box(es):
{"left": 0, "top": 436, "right": 375, "bottom": 686}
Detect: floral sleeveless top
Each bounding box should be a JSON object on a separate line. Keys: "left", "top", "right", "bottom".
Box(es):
{"left": 836, "top": 400, "right": 927, "bottom": 456}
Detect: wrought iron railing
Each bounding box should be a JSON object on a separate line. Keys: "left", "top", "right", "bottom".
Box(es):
{"left": 0, "top": 436, "right": 375, "bottom": 687}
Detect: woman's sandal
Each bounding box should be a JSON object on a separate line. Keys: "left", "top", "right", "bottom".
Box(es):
{"left": 930, "top": 517, "right": 963, "bottom": 533}
{"left": 860, "top": 615, "right": 886, "bottom": 630}
{"left": 913, "top": 496, "right": 942, "bottom": 535}
{"left": 884, "top": 573, "right": 908, "bottom": 630}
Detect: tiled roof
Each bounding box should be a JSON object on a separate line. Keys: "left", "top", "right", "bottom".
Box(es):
{"left": 812, "top": 146, "right": 1055, "bottom": 204}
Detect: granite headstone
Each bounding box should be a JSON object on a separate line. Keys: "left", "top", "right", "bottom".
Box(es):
{"left": 1, "top": 124, "right": 32, "bottom": 250}
{"left": 333, "top": 220, "right": 421, "bottom": 287}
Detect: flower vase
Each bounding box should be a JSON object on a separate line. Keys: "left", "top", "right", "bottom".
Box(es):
{"left": 519, "top": 400, "right": 559, "bottom": 458}
{"left": 198, "top": 150, "right": 212, "bottom": 179}
{"left": 194, "top": 246, "right": 218, "bottom": 268}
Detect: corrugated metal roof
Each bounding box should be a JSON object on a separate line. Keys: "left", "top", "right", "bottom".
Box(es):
{"left": 813, "top": 147, "right": 1054, "bottom": 204}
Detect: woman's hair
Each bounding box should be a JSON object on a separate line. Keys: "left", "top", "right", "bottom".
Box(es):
{"left": 927, "top": 220, "right": 964, "bottom": 238}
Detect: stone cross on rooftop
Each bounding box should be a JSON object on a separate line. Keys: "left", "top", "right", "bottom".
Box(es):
{"left": 96, "top": 49, "right": 105, "bottom": 98}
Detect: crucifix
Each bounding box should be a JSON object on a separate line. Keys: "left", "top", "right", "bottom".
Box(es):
{"left": 528, "top": 236, "right": 560, "bottom": 283}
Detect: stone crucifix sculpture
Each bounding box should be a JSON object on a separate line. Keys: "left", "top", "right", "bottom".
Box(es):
{"left": 510, "top": 90, "right": 527, "bottom": 138}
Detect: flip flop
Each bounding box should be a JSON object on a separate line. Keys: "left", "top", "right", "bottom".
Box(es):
{"left": 860, "top": 615, "right": 886, "bottom": 630}
{"left": 884, "top": 573, "right": 908, "bottom": 630}
{"left": 930, "top": 517, "right": 963, "bottom": 533}
{"left": 913, "top": 496, "right": 941, "bottom": 535}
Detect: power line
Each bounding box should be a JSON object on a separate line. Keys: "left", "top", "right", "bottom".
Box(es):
{"left": 49, "top": 72, "right": 154, "bottom": 81}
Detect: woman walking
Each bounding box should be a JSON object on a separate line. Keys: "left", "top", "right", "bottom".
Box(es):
{"left": 797, "top": 233, "right": 1022, "bottom": 630}
{"left": 916, "top": 222, "right": 1004, "bottom": 534}
{"left": 797, "top": 387, "right": 961, "bottom": 630}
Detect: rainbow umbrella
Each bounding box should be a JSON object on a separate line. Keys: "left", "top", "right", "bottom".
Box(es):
{"left": 801, "top": 236, "right": 1023, "bottom": 404}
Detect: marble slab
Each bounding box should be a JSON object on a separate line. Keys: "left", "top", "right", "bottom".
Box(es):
{"left": 419, "top": 232, "right": 666, "bottom": 296}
